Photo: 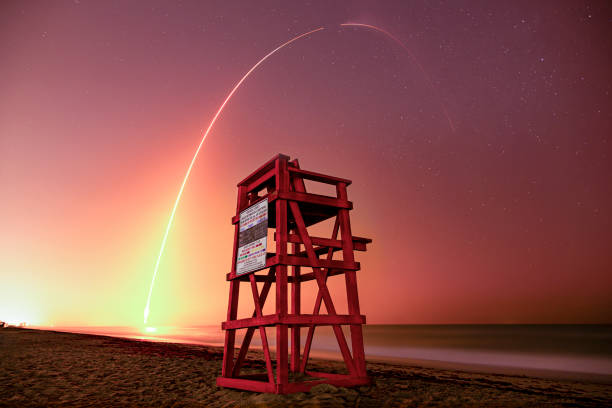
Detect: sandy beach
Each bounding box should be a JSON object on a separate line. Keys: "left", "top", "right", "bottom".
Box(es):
{"left": 1, "top": 328, "right": 610, "bottom": 407}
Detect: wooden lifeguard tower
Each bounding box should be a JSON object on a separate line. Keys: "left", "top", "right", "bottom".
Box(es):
{"left": 216, "top": 154, "right": 371, "bottom": 394}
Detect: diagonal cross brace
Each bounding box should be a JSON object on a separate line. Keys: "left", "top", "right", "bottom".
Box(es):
{"left": 288, "top": 201, "right": 357, "bottom": 375}
{"left": 231, "top": 267, "right": 275, "bottom": 378}
{"left": 300, "top": 216, "right": 339, "bottom": 371}
{"left": 249, "top": 273, "right": 275, "bottom": 384}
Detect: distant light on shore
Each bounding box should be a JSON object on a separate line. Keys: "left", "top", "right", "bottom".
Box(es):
{"left": 1, "top": 320, "right": 28, "bottom": 327}
{"left": 144, "top": 327, "right": 157, "bottom": 333}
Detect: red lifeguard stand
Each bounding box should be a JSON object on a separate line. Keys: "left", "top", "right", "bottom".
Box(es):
{"left": 216, "top": 154, "right": 371, "bottom": 394}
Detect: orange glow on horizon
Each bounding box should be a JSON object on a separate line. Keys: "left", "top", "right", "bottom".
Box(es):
{"left": 1, "top": 3, "right": 610, "bottom": 327}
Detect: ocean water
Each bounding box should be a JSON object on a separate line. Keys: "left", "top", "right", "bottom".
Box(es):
{"left": 43, "top": 324, "right": 612, "bottom": 380}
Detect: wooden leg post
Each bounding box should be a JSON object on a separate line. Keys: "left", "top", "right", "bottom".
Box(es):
{"left": 338, "top": 182, "right": 367, "bottom": 377}
{"left": 275, "top": 157, "right": 289, "bottom": 391}
{"left": 291, "top": 231, "right": 301, "bottom": 372}
{"left": 222, "top": 280, "right": 239, "bottom": 377}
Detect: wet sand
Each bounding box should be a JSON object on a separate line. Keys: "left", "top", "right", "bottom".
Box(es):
{"left": 1, "top": 328, "right": 610, "bottom": 407}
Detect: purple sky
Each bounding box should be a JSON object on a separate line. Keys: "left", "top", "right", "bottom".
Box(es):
{"left": 1, "top": 1, "right": 610, "bottom": 326}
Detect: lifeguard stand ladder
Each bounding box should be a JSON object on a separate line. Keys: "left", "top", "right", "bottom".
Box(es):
{"left": 216, "top": 154, "right": 371, "bottom": 394}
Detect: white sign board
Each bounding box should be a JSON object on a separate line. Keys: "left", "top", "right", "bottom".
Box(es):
{"left": 236, "top": 199, "right": 268, "bottom": 275}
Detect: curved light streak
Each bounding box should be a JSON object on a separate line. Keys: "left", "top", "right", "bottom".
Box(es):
{"left": 341, "top": 23, "right": 455, "bottom": 132}
{"left": 143, "top": 27, "right": 325, "bottom": 324}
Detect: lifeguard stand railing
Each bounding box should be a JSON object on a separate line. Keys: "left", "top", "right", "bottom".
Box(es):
{"left": 216, "top": 154, "right": 371, "bottom": 394}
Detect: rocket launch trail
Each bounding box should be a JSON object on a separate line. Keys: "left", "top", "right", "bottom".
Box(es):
{"left": 143, "top": 27, "right": 325, "bottom": 324}
{"left": 145, "top": 23, "right": 456, "bottom": 325}
{"left": 341, "top": 23, "right": 455, "bottom": 133}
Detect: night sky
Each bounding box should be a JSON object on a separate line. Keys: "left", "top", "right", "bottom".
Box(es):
{"left": 1, "top": 1, "right": 610, "bottom": 326}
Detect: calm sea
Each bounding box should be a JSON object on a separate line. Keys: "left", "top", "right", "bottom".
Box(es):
{"left": 42, "top": 324, "right": 612, "bottom": 381}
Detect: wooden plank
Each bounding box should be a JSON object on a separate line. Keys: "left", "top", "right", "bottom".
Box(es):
{"left": 286, "top": 234, "right": 369, "bottom": 251}
{"left": 249, "top": 274, "right": 275, "bottom": 384}
{"left": 230, "top": 185, "right": 247, "bottom": 273}
{"left": 290, "top": 163, "right": 306, "bottom": 374}
{"left": 275, "top": 156, "right": 289, "bottom": 387}
{"left": 231, "top": 268, "right": 275, "bottom": 377}
{"left": 284, "top": 314, "right": 365, "bottom": 325}
{"left": 226, "top": 256, "right": 360, "bottom": 281}
{"left": 288, "top": 166, "right": 352, "bottom": 186}
{"left": 278, "top": 191, "right": 352, "bottom": 209}
{"left": 352, "top": 236, "right": 373, "bottom": 244}
{"left": 337, "top": 182, "right": 367, "bottom": 377}
{"left": 294, "top": 268, "right": 353, "bottom": 282}
{"left": 290, "top": 227, "right": 301, "bottom": 372}
{"left": 300, "top": 217, "right": 339, "bottom": 373}
{"left": 223, "top": 314, "right": 276, "bottom": 330}
{"left": 217, "top": 373, "right": 368, "bottom": 394}
{"left": 293, "top": 170, "right": 325, "bottom": 375}
{"left": 223, "top": 314, "right": 365, "bottom": 330}
{"left": 223, "top": 180, "right": 245, "bottom": 378}
{"left": 228, "top": 268, "right": 358, "bottom": 283}
{"left": 296, "top": 244, "right": 356, "bottom": 257}
{"left": 279, "top": 255, "right": 359, "bottom": 270}
{"left": 289, "top": 200, "right": 357, "bottom": 376}
{"left": 232, "top": 273, "right": 274, "bottom": 283}
{"left": 222, "top": 277, "right": 240, "bottom": 376}
{"left": 232, "top": 329, "right": 255, "bottom": 377}
{"left": 237, "top": 153, "right": 289, "bottom": 187}
{"left": 264, "top": 189, "right": 353, "bottom": 210}
{"left": 222, "top": 183, "right": 246, "bottom": 377}
{"left": 246, "top": 167, "right": 275, "bottom": 195}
